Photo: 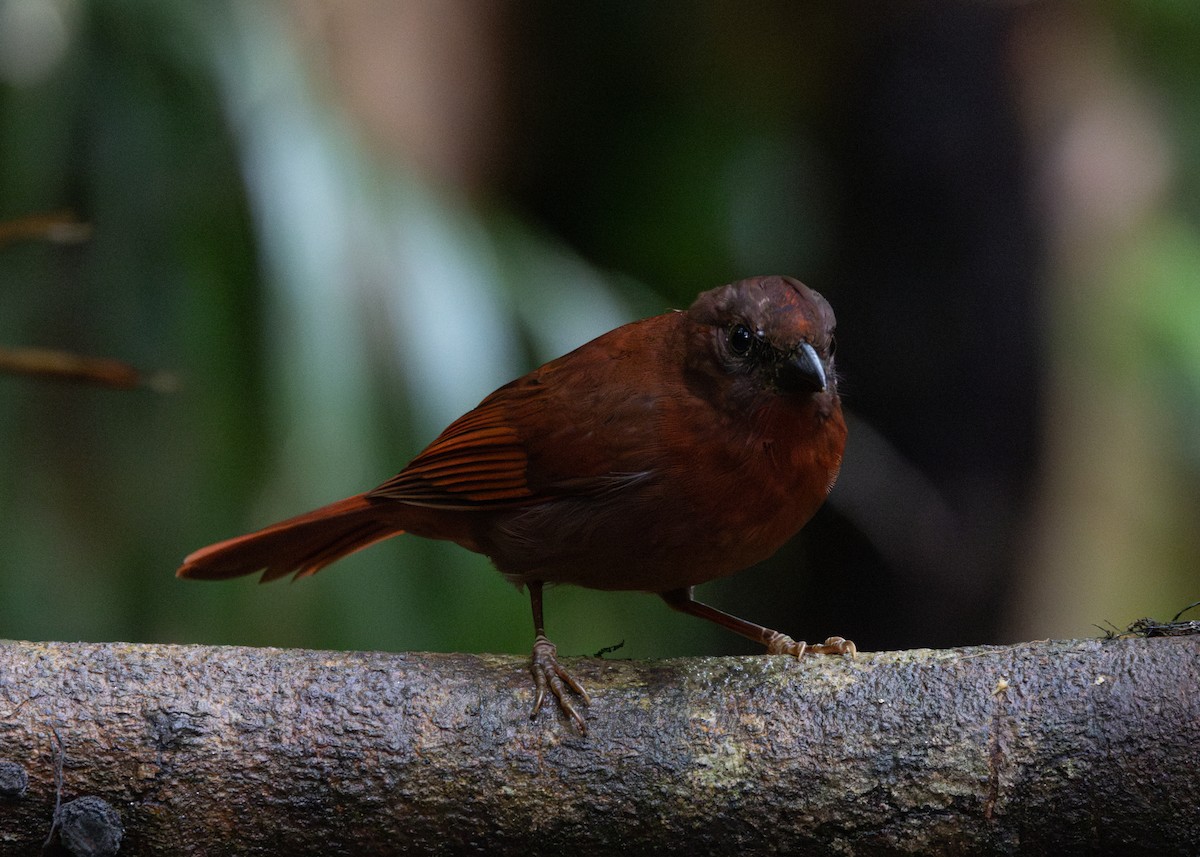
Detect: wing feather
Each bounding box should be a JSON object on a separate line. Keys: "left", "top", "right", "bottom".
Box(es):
{"left": 367, "top": 400, "right": 535, "bottom": 509}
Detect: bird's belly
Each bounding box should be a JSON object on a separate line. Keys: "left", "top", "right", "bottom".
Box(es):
{"left": 482, "top": 464, "right": 830, "bottom": 593}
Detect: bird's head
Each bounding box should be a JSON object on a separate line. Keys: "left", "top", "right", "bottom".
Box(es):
{"left": 684, "top": 275, "right": 840, "bottom": 413}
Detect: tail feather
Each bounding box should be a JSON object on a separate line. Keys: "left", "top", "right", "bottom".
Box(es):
{"left": 177, "top": 494, "right": 403, "bottom": 583}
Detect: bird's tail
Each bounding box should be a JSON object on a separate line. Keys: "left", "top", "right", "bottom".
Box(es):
{"left": 176, "top": 494, "right": 402, "bottom": 583}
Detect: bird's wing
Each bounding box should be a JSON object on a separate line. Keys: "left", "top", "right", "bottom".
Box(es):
{"left": 367, "top": 397, "right": 536, "bottom": 509}
{"left": 368, "top": 319, "right": 671, "bottom": 511}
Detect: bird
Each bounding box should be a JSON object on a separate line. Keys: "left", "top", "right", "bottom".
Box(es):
{"left": 178, "top": 275, "right": 854, "bottom": 733}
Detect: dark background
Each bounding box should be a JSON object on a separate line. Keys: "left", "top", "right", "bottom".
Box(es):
{"left": 1, "top": 1, "right": 1196, "bottom": 660}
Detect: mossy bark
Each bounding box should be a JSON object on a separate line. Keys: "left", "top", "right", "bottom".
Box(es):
{"left": 1, "top": 637, "right": 1197, "bottom": 855}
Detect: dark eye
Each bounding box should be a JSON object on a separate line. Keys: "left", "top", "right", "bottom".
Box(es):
{"left": 728, "top": 323, "right": 753, "bottom": 356}
{"left": 828, "top": 334, "right": 837, "bottom": 357}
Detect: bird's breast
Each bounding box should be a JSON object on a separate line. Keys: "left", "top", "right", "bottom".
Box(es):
{"left": 668, "top": 399, "right": 845, "bottom": 579}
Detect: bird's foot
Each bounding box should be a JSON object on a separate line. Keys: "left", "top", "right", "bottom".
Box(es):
{"left": 530, "top": 634, "right": 590, "bottom": 734}
{"left": 765, "top": 632, "right": 857, "bottom": 659}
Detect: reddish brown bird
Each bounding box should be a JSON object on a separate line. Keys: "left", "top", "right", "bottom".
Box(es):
{"left": 178, "top": 275, "right": 853, "bottom": 732}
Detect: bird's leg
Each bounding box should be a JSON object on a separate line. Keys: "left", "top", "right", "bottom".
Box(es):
{"left": 528, "top": 581, "right": 590, "bottom": 733}
{"left": 660, "top": 587, "right": 856, "bottom": 658}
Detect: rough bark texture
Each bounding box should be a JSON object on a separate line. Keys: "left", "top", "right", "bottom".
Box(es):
{"left": 0, "top": 637, "right": 1196, "bottom": 856}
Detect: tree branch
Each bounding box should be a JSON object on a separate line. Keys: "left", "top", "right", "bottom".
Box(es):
{"left": 1, "top": 637, "right": 1197, "bottom": 855}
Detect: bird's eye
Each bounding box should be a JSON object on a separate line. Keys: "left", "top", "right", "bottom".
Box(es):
{"left": 728, "top": 324, "right": 753, "bottom": 356}
{"left": 828, "top": 335, "right": 837, "bottom": 357}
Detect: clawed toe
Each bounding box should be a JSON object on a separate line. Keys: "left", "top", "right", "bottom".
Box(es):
{"left": 813, "top": 635, "right": 857, "bottom": 657}
{"left": 765, "top": 631, "right": 857, "bottom": 659}
{"left": 530, "top": 634, "right": 590, "bottom": 734}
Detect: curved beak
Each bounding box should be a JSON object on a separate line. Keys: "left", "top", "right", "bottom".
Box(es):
{"left": 776, "top": 342, "right": 826, "bottom": 393}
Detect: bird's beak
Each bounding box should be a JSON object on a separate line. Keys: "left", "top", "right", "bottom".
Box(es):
{"left": 777, "top": 342, "right": 826, "bottom": 393}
